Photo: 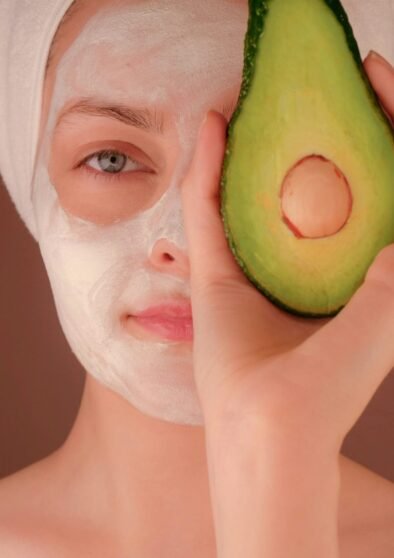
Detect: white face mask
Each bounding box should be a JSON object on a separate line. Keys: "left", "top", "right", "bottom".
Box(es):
{"left": 32, "top": 0, "right": 246, "bottom": 425}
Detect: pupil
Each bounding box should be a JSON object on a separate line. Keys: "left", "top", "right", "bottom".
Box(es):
{"left": 99, "top": 151, "right": 126, "bottom": 173}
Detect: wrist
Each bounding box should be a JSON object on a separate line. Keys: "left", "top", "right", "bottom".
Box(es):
{"left": 205, "top": 417, "right": 341, "bottom": 558}
{"left": 205, "top": 411, "right": 342, "bottom": 465}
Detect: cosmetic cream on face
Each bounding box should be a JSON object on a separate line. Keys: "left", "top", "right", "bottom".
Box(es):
{"left": 32, "top": 0, "right": 247, "bottom": 425}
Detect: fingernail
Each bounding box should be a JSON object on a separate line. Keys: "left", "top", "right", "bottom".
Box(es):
{"left": 367, "top": 50, "right": 394, "bottom": 74}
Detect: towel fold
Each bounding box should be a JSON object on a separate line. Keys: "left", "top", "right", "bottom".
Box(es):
{"left": 0, "top": 0, "right": 392, "bottom": 241}
{"left": 0, "top": 0, "right": 74, "bottom": 239}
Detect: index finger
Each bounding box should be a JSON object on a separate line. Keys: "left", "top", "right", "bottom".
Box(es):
{"left": 364, "top": 51, "right": 394, "bottom": 122}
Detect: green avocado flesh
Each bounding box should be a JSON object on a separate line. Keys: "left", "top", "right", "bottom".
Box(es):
{"left": 221, "top": 0, "right": 394, "bottom": 318}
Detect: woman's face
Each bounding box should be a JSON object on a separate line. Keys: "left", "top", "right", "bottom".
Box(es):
{"left": 34, "top": 0, "right": 247, "bottom": 425}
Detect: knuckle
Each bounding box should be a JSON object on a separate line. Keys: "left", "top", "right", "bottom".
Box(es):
{"left": 192, "top": 275, "right": 245, "bottom": 300}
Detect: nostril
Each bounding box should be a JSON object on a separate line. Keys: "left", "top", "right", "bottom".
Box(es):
{"left": 149, "top": 240, "right": 189, "bottom": 278}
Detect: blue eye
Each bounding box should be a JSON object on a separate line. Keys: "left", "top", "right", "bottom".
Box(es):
{"left": 82, "top": 151, "right": 148, "bottom": 174}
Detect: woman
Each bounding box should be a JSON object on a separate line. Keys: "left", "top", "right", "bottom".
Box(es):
{"left": 0, "top": 0, "right": 393, "bottom": 555}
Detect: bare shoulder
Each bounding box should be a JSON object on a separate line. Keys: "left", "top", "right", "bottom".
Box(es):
{"left": 0, "top": 450, "right": 67, "bottom": 520}
{"left": 339, "top": 455, "right": 394, "bottom": 558}
{"left": 0, "top": 454, "right": 66, "bottom": 557}
{"left": 0, "top": 454, "right": 115, "bottom": 558}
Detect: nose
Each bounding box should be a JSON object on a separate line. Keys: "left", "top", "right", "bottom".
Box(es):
{"left": 149, "top": 238, "right": 190, "bottom": 279}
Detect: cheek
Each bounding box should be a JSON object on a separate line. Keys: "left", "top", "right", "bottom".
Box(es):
{"left": 51, "top": 171, "right": 161, "bottom": 225}
{"left": 48, "top": 142, "right": 180, "bottom": 226}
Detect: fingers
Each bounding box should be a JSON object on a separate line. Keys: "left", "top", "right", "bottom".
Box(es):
{"left": 182, "top": 110, "right": 251, "bottom": 293}
{"left": 364, "top": 51, "right": 394, "bottom": 122}
{"left": 295, "top": 244, "right": 394, "bottom": 420}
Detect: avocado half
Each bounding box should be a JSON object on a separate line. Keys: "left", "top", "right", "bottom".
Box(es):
{"left": 221, "top": 0, "right": 394, "bottom": 318}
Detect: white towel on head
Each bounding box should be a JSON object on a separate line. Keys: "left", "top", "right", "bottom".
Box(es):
{"left": 0, "top": 0, "right": 392, "bottom": 242}
{"left": 0, "top": 0, "right": 74, "bottom": 240}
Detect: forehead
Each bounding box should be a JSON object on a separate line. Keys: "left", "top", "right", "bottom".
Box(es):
{"left": 45, "top": 0, "right": 248, "bottom": 132}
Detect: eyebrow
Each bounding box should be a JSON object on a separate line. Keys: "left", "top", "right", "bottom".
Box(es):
{"left": 55, "top": 97, "right": 165, "bottom": 134}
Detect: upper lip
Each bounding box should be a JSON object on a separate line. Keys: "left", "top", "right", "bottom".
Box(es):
{"left": 132, "top": 301, "right": 192, "bottom": 319}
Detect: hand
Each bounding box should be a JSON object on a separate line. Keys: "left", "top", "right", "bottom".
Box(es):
{"left": 182, "top": 50, "right": 394, "bottom": 451}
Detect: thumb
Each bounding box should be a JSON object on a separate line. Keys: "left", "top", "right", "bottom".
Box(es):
{"left": 182, "top": 110, "right": 250, "bottom": 293}
{"left": 182, "top": 110, "right": 271, "bottom": 394}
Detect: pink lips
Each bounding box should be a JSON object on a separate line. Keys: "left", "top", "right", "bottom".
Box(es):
{"left": 128, "top": 302, "right": 194, "bottom": 342}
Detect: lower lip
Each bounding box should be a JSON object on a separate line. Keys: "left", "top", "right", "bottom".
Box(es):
{"left": 131, "top": 315, "right": 194, "bottom": 342}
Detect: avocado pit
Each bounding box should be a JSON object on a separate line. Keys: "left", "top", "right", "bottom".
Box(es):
{"left": 280, "top": 155, "right": 353, "bottom": 239}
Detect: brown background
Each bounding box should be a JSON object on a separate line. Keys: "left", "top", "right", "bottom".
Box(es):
{"left": 1, "top": 180, "right": 393, "bottom": 482}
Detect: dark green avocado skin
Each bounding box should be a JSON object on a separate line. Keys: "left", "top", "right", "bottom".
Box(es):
{"left": 220, "top": 0, "right": 394, "bottom": 319}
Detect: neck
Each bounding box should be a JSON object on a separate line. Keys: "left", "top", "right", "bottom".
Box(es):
{"left": 55, "top": 374, "right": 216, "bottom": 554}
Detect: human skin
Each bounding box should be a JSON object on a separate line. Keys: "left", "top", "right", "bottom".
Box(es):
{"left": 10, "top": 1, "right": 393, "bottom": 556}
{"left": 183, "top": 59, "right": 394, "bottom": 556}
{"left": 34, "top": 0, "right": 246, "bottom": 427}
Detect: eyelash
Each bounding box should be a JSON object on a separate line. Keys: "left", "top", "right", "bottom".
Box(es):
{"left": 76, "top": 149, "right": 150, "bottom": 183}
